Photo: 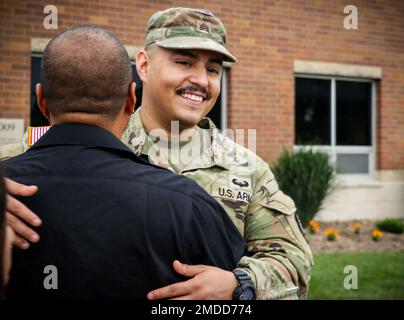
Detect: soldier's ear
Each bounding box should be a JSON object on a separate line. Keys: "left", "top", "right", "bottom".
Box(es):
{"left": 136, "top": 49, "right": 149, "bottom": 83}
{"left": 125, "top": 82, "right": 136, "bottom": 115}
{"left": 36, "top": 83, "right": 50, "bottom": 121}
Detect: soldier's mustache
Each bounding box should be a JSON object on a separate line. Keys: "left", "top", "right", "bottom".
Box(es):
{"left": 176, "top": 85, "right": 211, "bottom": 100}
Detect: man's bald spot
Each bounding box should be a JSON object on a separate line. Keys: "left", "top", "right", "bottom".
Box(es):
{"left": 42, "top": 25, "right": 132, "bottom": 119}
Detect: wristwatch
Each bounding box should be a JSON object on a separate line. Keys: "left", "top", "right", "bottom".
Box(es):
{"left": 232, "top": 270, "right": 256, "bottom": 300}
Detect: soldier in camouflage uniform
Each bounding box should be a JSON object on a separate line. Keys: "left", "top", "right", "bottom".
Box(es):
{"left": 124, "top": 7, "right": 313, "bottom": 300}
{"left": 1, "top": 7, "right": 313, "bottom": 299}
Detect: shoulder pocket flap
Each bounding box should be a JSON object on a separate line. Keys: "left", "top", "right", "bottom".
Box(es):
{"left": 259, "top": 190, "right": 296, "bottom": 215}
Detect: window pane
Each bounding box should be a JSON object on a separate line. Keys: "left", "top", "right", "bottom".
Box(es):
{"left": 295, "top": 78, "right": 331, "bottom": 145}
{"left": 206, "top": 92, "right": 222, "bottom": 130}
{"left": 31, "top": 56, "right": 49, "bottom": 126}
{"left": 336, "top": 81, "right": 372, "bottom": 146}
{"left": 336, "top": 153, "right": 369, "bottom": 174}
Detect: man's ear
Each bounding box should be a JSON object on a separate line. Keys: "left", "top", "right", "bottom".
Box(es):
{"left": 136, "top": 49, "right": 150, "bottom": 83}
{"left": 124, "top": 82, "right": 136, "bottom": 115}
{"left": 36, "top": 83, "right": 50, "bottom": 121}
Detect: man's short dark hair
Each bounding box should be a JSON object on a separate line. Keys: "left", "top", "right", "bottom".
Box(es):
{"left": 41, "top": 25, "right": 132, "bottom": 118}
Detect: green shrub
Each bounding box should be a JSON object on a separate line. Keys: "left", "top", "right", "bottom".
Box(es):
{"left": 272, "top": 148, "right": 335, "bottom": 227}
{"left": 376, "top": 219, "right": 404, "bottom": 234}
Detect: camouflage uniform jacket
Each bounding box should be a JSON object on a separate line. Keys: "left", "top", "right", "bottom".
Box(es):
{"left": 121, "top": 109, "right": 314, "bottom": 300}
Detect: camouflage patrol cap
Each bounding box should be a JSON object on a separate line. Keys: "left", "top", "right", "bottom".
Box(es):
{"left": 145, "top": 7, "right": 237, "bottom": 62}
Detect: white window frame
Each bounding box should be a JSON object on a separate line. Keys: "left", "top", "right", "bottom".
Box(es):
{"left": 294, "top": 74, "right": 377, "bottom": 180}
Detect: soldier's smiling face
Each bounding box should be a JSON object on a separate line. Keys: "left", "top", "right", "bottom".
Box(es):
{"left": 139, "top": 46, "right": 223, "bottom": 130}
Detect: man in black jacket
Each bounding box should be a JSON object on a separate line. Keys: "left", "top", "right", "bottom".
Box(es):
{"left": 3, "top": 25, "right": 245, "bottom": 299}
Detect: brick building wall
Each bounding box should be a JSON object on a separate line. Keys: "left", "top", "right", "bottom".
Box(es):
{"left": 0, "top": 0, "right": 403, "bottom": 170}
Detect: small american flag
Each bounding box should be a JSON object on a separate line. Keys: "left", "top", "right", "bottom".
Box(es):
{"left": 27, "top": 126, "right": 51, "bottom": 147}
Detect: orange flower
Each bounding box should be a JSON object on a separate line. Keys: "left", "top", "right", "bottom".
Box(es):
{"left": 372, "top": 229, "right": 383, "bottom": 241}
{"left": 308, "top": 220, "right": 321, "bottom": 234}
{"left": 324, "top": 227, "right": 334, "bottom": 236}
{"left": 353, "top": 223, "right": 361, "bottom": 235}
{"left": 324, "top": 227, "right": 339, "bottom": 241}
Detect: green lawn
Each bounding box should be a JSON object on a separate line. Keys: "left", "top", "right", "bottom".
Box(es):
{"left": 309, "top": 252, "right": 404, "bottom": 299}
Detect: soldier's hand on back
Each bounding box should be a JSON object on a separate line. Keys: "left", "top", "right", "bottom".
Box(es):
{"left": 5, "top": 178, "right": 41, "bottom": 249}
{"left": 147, "top": 260, "right": 239, "bottom": 300}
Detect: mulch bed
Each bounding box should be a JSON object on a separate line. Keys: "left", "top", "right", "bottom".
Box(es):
{"left": 307, "top": 219, "right": 404, "bottom": 253}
